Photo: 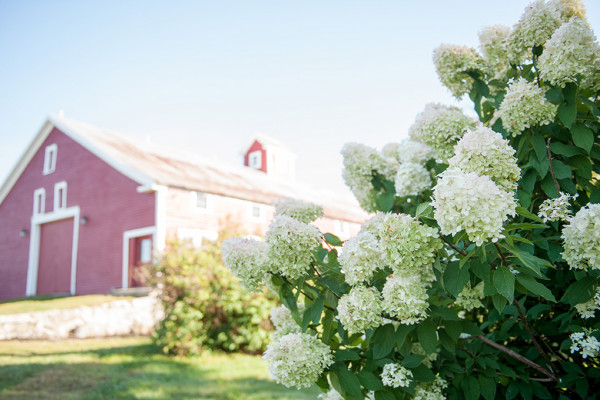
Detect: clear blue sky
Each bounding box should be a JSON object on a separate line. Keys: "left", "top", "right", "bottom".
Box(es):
{"left": 1, "top": 1, "right": 599, "bottom": 195}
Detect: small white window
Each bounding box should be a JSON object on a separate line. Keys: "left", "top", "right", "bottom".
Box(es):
{"left": 195, "top": 192, "right": 208, "bottom": 209}
{"left": 43, "top": 144, "right": 57, "bottom": 175}
{"left": 248, "top": 150, "right": 262, "bottom": 169}
{"left": 251, "top": 204, "right": 262, "bottom": 218}
{"left": 54, "top": 181, "right": 67, "bottom": 210}
{"left": 334, "top": 220, "right": 348, "bottom": 235}
{"left": 33, "top": 188, "right": 45, "bottom": 215}
{"left": 140, "top": 239, "right": 152, "bottom": 263}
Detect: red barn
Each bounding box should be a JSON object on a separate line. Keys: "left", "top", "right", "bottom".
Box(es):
{"left": 0, "top": 116, "right": 366, "bottom": 300}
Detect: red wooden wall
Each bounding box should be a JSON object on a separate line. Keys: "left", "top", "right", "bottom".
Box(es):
{"left": 0, "top": 127, "right": 155, "bottom": 300}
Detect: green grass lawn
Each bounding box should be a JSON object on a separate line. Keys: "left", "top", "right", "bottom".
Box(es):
{"left": 0, "top": 337, "right": 321, "bottom": 400}
{"left": 0, "top": 294, "right": 135, "bottom": 315}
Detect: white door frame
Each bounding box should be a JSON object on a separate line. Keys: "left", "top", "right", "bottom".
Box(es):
{"left": 122, "top": 226, "right": 156, "bottom": 289}
{"left": 26, "top": 206, "right": 81, "bottom": 296}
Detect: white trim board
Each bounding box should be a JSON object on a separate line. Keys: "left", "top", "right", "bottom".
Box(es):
{"left": 122, "top": 226, "right": 156, "bottom": 289}
{"left": 26, "top": 206, "right": 81, "bottom": 296}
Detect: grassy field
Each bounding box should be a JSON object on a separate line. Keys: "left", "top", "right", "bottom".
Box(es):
{"left": 0, "top": 294, "right": 135, "bottom": 315}
{"left": 0, "top": 337, "right": 320, "bottom": 400}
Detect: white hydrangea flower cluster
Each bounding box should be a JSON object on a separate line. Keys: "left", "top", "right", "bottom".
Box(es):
{"left": 570, "top": 329, "right": 600, "bottom": 359}
{"left": 397, "top": 139, "right": 436, "bottom": 164}
{"left": 221, "top": 237, "right": 270, "bottom": 291}
{"left": 456, "top": 282, "right": 485, "bottom": 311}
{"left": 537, "top": 192, "right": 577, "bottom": 222}
{"left": 448, "top": 126, "right": 521, "bottom": 191}
{"left": 265, "top": 216, "right": 322, "bottom": 280}
{"left": 339, "top": 231, "right": 384, "bottom": 286}
{"left": 376, "top": 213, "right": 443, "bottom": 283}
{"left": 381, "top": 142, "right": 401, "bottom": 159}
{"left": 381, "top": 363, "right": 413, "bottom": 388}
{"left": 395, "top": 162, "right": 433, "bottom": 197}
{"left": 478, "top": 25, "right": 511, "bottom": 78}
{"left": 432, "top": 44, "right": 487, "bottom": 98}
{"left": 341, "top": 142, "right": 399, "bottom": 212}
{"left": 497, "top": 78, "right": 558, "bottom": 137}
{"left": 414, "top": 377, "right": 448, "bottom": 400}
{"left": 575, "top": 287, "right": 600, "bottom": 319}
{"left": 432, "top": 168, "right": 517, "bottom": 246}
{"left": 270, "top": 305, "right": 302, "bottom": 338}
{"left": 549, "top": 0, "right": 586, "bottom": 21}
{"left": 382, "top": 275, "right": 430, "bottom": 324}
{"left": 507, "top": 0, "right": 562, "bottom": 63}
{"left": 273, "top": 197, "right": 323, "bottom": 224}
{"left": 263, "top": 332, "right": 334, "bottom": 389}
{"left": 337, "top": 286, "right": 384, "bottom": 333}
{"left": 561, "top": 204, "right": 600, "bottom": 271}
{"left": 409, "top": 103, "right": 476, "bottom": 162}
{"left": 538, "top": 18, "right": 600, "bottom": 90}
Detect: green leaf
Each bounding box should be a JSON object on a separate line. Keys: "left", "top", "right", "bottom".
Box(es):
{"left": 337, "top": 369, "right": 362, "bottom": 395}
{"left": 550, "top": 141, "right": 584, "bottom": 157}
{"left": 571, "top": 124, "right": 594, "bottom": 153}
{"left": 415, "top": 202, "right": 433, "bottom": 218}
{"left": 565, "top": 276, "right": 597, "bottom": 306}
{"left": 541, "top": 175, "right": 560, "bottom": 198}
{"left": 323, "top": 233, "right": 343, "bottom": 247}
{"left": 590, "top": 189, "right": 600, "bottom": 204}
{"left": 411, "top": 364, "right": 435, "bottom": 382}
{"left": 545, "top": 86, "right": 562, "bottom": 104}
{"left": 356, "top": 371, "right": 383, "bottom": 391}
{"left": 493, "top": 265, "right": 515, "bottom": 302}
{"left": 479, "top": 376, "right": 496, "bottom": 400}
{"left": 372, "top": 324, "right": 396, "bottom": 359}
{"left": 444, "top": 261, "right": 470, "bottom": 297}
{"left": 377, "top": 192, "right": 394, "bottom": 212}
{"left": 374, "top": 390, "right": 396, "bottom": 400}
{"left": 417, "top": 319, "right": 437, "bottom": 354}
{"left": 516, "top": 274, "right": 556, "bottom": 302}
{"left": 278, "top": 284, "right": 298, "bottom": 314}
{"left": 492, "top": 294, "right": 507, "bottom": 313}
{"left": 402, "top": 354, "right": 426, "bottom": 368}
{"left": 531, "top": 135, "right": 547, "bottom": 161}
{"left": 463, "top": 376, "right": 481, "bottom": 400}
{"left": 335, "top": 349, "right": 361, "bottom": 361}
{"left": 558, "top": 102, "right": 577, "bottom": 128}
{"left": 395, "top": 325, "right": 413, "bottom": 349}
{"left": 551, "top": 160, "right": 571, "bottom": 179}
{"left": 504, "top": 222, "right": 548, "bottom": 231}
{"left": 571, "top": 155, "right": 592, "bottom": 180}
{"left": 444, "top": 320, "right": 463, "bottom": 341}
{"left": 322, "top": 309, "right": 335, "bottom": 344}
{"left": 515, "top": 206, "right": 544, "bottom": 223}
{"left": 507, "top": 246, "right": 552, "bottom": 277}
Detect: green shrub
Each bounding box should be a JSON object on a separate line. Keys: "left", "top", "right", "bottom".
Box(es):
{"left": 147, "top": 239, "right": 276, "bottom": 356}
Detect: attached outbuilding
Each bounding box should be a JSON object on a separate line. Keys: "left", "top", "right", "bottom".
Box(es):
{"left": 0, "top": 116, "right": 366, "bottom": 300}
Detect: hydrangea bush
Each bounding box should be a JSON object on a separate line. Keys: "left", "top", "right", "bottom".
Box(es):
{"left": 223, "top": 1, "right": 600, "bottom": 398}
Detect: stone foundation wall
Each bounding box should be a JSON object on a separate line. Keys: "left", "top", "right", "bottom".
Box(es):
{"left": 0, "top": 296, "right": 164, "bottom": 340}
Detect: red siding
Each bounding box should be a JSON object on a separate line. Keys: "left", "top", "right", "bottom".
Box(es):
{"left": 0, "top": 127, "right": 155, "bottom": 300}
{"left": 37, "top": 218, "right": 73, "bottom": 295}
{"left": 244, "top": 140, "right": 267, "bottom": 173}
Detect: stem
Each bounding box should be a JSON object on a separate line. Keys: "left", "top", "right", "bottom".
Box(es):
{"left": 494, "top": 243, "right": 507, "bottom": 266}
{"left": 513, "top": 299, "right": 558, "bottom": 370}
{"left": 470, "top": 335, "right": 559, "bottom": 381}
{"left": 546, "top": 138, "right": 561, "bottom": 195}
{"left": 441, "top": 236, "right": 467, "bottom": 257}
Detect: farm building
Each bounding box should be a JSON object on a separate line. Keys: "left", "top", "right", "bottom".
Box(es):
{"left": 0, "top": 116, "right": 366, "bottom": 300}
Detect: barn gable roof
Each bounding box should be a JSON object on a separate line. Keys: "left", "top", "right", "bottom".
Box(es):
{"left": 0, "top": 116, "right": 367, "bottom": 223}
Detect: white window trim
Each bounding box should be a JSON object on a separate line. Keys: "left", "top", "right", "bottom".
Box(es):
{"left": 248, "top": 150, "right": 262, "bottom": 169}
{"left": 43, "top": 144, "right": 57, "bottom": 175}
{"left": 249, "top": 203, "right": 264, "bottom": 220}
{"left": 26, "top": 206, "right": 81, "bottom": 296}
{"left": 122, "top": 226, "right": 156, "bottom": 289}
{"left": 54, "top": 181, "right": 67, "bottom": 211}
{"left": 33, "top": 188, "right": 46, "bottom": 215}
{"left": 190, "top": 191, "right": 213, "bottom": 213}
